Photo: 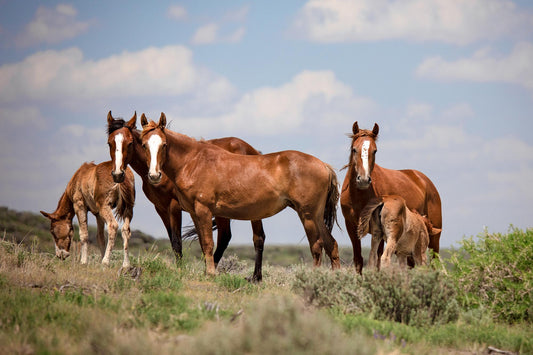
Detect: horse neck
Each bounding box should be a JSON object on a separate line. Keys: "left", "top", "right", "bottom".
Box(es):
{"left": 349, "top": 164, "right": 385, "bottom": 210}
{"left": 130, "top": 129, "right": 150, "bottom": 177}
{"left": 163, "top": 130, "right": 199, "bottom": 176}
{"left": 52, "top": 191, "right": 75, "bottom": 220}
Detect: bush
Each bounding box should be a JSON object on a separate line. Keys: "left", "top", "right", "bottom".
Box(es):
{"left": 293, "top": 267, "right": 459, "bottom": 327}
{"left": 448, "top": 227, "right": 533, "bottom": 323}
{"left": 180, "top": 296, "right": 378, "bottom": 355}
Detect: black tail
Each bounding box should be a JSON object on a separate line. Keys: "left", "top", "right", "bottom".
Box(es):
{"left": 324, "top": 165, "right": 339, "bottom": 233}
{"left": 182, "top": 218, "right": 218, "bottom": 240}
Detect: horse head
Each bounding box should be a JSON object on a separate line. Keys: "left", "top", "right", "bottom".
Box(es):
{"left": 349, "top": 121, "right": 379, "bottom": 190}
{"left": 107, "top": 111, "right": 137, "bottom": 183}
{"left": 40, "top": 211, "right": 73, "bottom": 260}
{"left": 141, "top": 112, "right": 167, "bottom": 185}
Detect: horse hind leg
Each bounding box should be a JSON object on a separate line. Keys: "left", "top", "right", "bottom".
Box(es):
{"left": 247, "top": 220, "right": 266, "bottom": 282}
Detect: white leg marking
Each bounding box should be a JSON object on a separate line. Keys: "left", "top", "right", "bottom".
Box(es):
{"left": 114, "top": 133, "right": 124, "bottom": 174}
{"left": 147, "top": 134, "right": 163, "bottom": 176}
{"left": 361, "top": 140, "right": 370, "bottom": 178}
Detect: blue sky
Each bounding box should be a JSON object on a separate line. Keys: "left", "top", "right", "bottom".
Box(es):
{"left": 1, "top": 1, "right": 532, "bottom": 250}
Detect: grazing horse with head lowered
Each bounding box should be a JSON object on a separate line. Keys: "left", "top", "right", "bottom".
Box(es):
{"left": 340, "top": 122, "right": 442, "bottom": 273}
{"left": 358, "top": 195, "right": 441, "bottom": 269}
{"left": 41, "top": 161, "right": 135, "bottom": 267}
{"left": 140, "top": 113, "right": 340, "bottom": 279}
{"left": 106, "top": 111, "right": 265, "bottom": 276}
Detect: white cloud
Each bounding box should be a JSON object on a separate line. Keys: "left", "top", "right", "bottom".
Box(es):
{"left": 191, "top": 23, "right": 219, "bottom": 44}
{"left": 171, "top": 70, "right": 376, "bottom": 135}
{"left": 416, "top": 42, "right": 533, "bottom": 92}
{"left": 167, "top": 4, "right": 187, "bottom": 20}
{"left": 291, "top": 0, "right": 533, "bottom": 44}
{"left": 16, "top": 4, "right": 90, "bottom": 47}
{"left": 0, "top": 45, "right": 236, "bottom": 106}
{"left": 190, "top": 5, "right": 248, "bottom": 45}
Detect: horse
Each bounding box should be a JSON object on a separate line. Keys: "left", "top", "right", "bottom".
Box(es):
{"left": 106, "top": 111, "right": 266, "bottom": 276}
{"left": 140, "top": 112, "right": 340, "bottom": 279}
{"left": 340, "top": 122, "right": 442, "bottom": 274}
{"left": 358, "top": 195, "right": 441, "bottom": 269}
{"left": 40, "top": 161, "right": 135, "bottom": 268}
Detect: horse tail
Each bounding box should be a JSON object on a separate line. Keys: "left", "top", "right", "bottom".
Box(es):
{"left": 324, "top": 164, "right": 340, "bottom": 233}
{"left": 114, "top": 169, "right": 135, "bottom": 222}
{"left": 182, "top": 218, "right": 218, "bottom": 241}
{"left": 357, "top": 198, "right": 383, "bottom": 239}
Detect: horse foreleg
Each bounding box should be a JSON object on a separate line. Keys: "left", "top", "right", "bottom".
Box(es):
{"left": 74, "top": 202, "right": 89, "bottom": 264}
{"left": 100, "top": 206, "right": 118, "bottom": 265}
{"left": 213, "top": 217, "right": 231, "bottom": 266}
{"left": 192, "top": 204, "right": 216, "bottom": 276}
{"left": 368, "top": 233, "right": 382, "bottom": 269}
{"left": 168, "top": 201, "right": 183, "bottom": 261}
{"left": 248, "top": 220, "right": 266, "bottom": 282}
{"left": 120, "top": 209, "right": 133, "bottom": 268}
{"left": 341, "top": 204, "right": 363, "bottom": 274}
{"left": 96, "top": 215, "right": 106, "bottom": 258}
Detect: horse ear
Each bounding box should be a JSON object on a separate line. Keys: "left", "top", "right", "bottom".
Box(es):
{"left": 107, "top": 111, "right": 114, "bottom": 125}
{"left": 372, "top": 123, "right": 379, "bottom": 136}
{"left": 40, "top": 210, "right": 52, "bottom": 219}
{"left": 126, "top": 111, "right": 137, "bottom": 129}
{"left": 140, "top": 113, "right": 148, "bottom": 128}
{"left": 431, "top": 227, "right": 442, "bottom": 236}
{"left": 159, "top": 112, "right": 167, "bottom": 129}
{"left": 352, "top": 121, "right": 359, "bottom": 135}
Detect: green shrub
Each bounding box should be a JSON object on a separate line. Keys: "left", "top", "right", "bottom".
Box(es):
{"left": 293, "top": 267, "right": 459, "bottom": 327}
{"left": 448, "top": 227, "right": 533, "bottom": 323}
{"left": 181, "top": 296, "right": 379, "bottom": 355}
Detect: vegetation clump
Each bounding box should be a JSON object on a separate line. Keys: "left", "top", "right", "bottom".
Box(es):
{"left": 293, "top": 267, "right": 459, "bottom": 327}
{"left": 448, "top": 227, "right": 533, "bottom": 323}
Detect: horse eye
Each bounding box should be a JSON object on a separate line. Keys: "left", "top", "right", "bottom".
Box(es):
{"left": 142, "top": 143, "right": 146, "bottom": 149}
{"left": 352, "top": 148, "right": 357, "bottom": 154}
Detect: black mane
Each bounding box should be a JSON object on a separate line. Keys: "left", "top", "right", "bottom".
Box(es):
{"left": 107, "top": 118, "right": 126, "bottom": 135}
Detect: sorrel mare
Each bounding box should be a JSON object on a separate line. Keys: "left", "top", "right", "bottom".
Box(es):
{"left": 340, "top": 122, "right": 442, "bottom": 273}
{"left": 106, "top": 111, "right": 265, "bottom": 270}
{"left": 40, "top": 161, "right": 135, "bottom": 267}
{"left": 140, "top": 113, "right": 340, "bottom": 279}
{"left": 358, "top": 195, "right": 441, "bottom": 269}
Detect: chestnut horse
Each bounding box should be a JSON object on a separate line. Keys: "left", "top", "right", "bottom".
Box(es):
{"left": 140, "top": 113, "right": 340, "bottom": 279}
{"left": 106, "top": 111, "right": 265, "bottom": 270}
{"left": 41, "top": 161, "right": 135, "bottom": 267}
{"left": 358, "top": 195, "right": 441, "bottom": 269}
{"left": 340, "top": 122, "right": 442, "bottom": 273}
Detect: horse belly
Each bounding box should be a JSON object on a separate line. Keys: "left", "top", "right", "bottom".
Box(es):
{"left": 213, "top": 194, "right": 287, "bottom": 221}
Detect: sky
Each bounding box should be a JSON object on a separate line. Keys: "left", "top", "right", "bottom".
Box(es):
{"left": 1, "top": 0, "right": 532, "bottom": 251}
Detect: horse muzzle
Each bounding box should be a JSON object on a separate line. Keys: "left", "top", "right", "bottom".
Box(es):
{"left": 148, "top": 172, "right": 162, "bottom": 185}
{"left": 111, "top": 170, "right": 125, "bottom": 183}
{"left": 55, "top": 248, "right": 70, "bottom": 260}
{"left": 356, "top": 175, "right": 372, "bottom": 190}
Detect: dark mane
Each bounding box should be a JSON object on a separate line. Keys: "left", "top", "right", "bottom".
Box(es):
{"left": 107, "top": 118, "right": 126, "bottom": 135}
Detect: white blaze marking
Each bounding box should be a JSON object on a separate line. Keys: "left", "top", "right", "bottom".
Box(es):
{"left": 147, "top": 134, "right": 163, "bottom": 176}
{"left": 361, "top": 140, "right": 370, "bottom": 177}
{"left": 114, "top": 133, "right": 124, "bottom": 173}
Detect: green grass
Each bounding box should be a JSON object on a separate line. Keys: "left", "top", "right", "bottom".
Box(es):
{"left": 1, "top": 207, "right": 532, "bottom": 354}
